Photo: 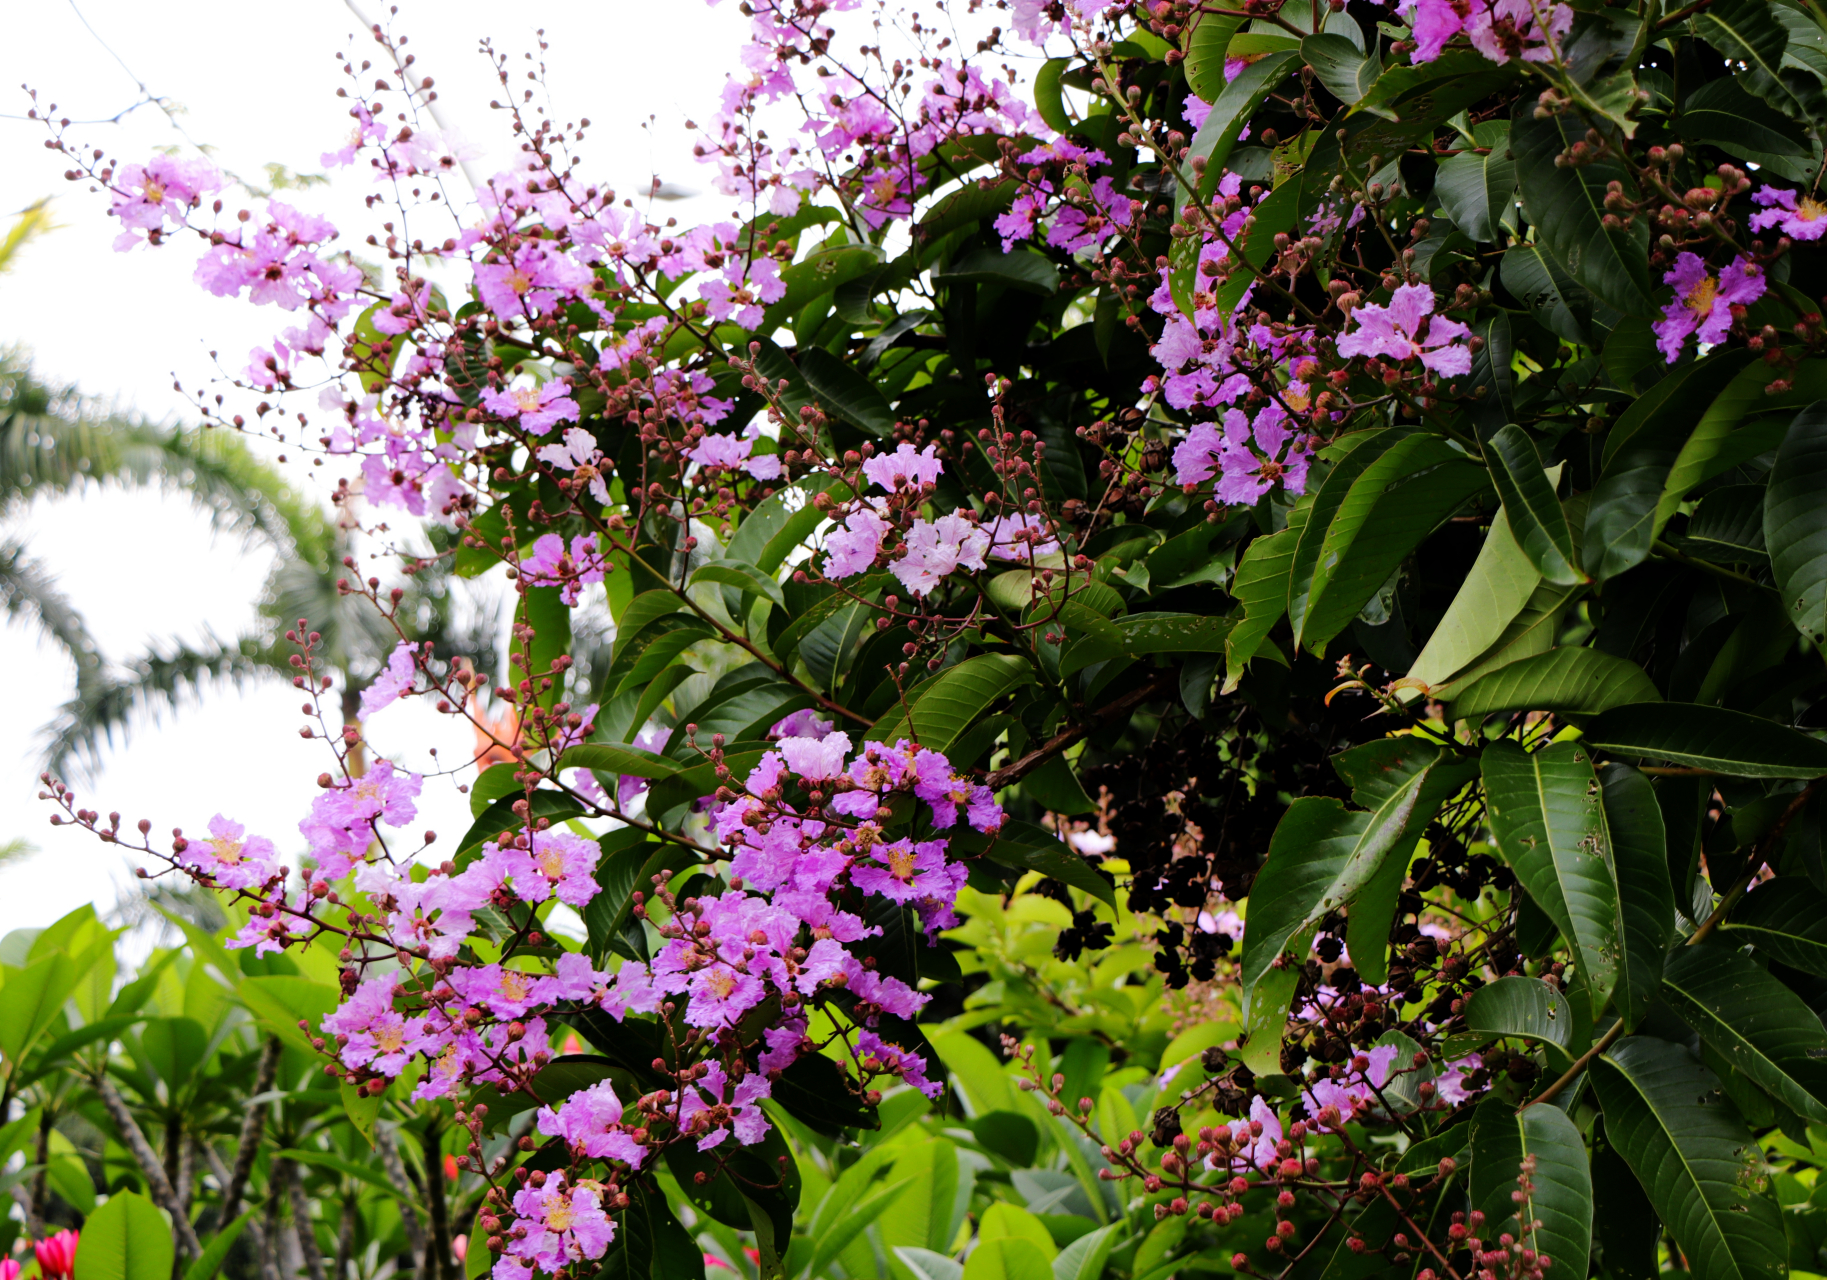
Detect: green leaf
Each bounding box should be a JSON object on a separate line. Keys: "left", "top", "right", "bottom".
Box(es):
{"left": 1405, "top": 503, "right": 1544, "bottom": 692}
{"left": 1764, "top": 401, "right": 1827, "bottom": 645}
{"left": 1679, "top": 75, "right": 1812, "bottom": 157}
{"left": 1184, "top": 10, "right": 1247, "bottom": 101}
{"left": 1287, "top": 431, "right": 1404, "bottom": 643}
{"left": 951, "top": 821, "right": 1117, "bottom": 909}
{"left": 1501, "top": 242, "right": 1594, "bottom": 345}
{"left": 808, "top": 1175, "right": 916, "bottom": 1277}
{"left": 1238, "top": 963, "right": 1300, "bottom": 1077}
{"left": 1661, "top": 944, "right": 1827, "bottom": 1124}
{"left": 1179, "top": 53, "right": 1304, "bottom": 219}
{"left": 1301, "top": 33, "right": 1381, "bottom": 104}
{"left": 1448, "top": 647, "right": 1659, "bottom": 718}
{"left": 1696, "top": 0, "right": 1794, "bottom": 107}
{"left": 1601, "top": 763, "right": 1676, "bottom": 1032}
{"left": 691, "top": 560, "right": 786, "bottom": 610}
{"left": 1294, "top": 433, "right": 1492, "bottom": 654}
{"left": 1223, "top": 519, "right": 1302, "bottom": 693}
{"left": 1510, "top": 106, "right": 1654, "bottom": 316}
{"left": 1582, "top": 702, "right": 1827, "bottom": 778}
{"left": 893, "top": 1249, "right": 964, "bottom": 1280}
{"left": 520, "top": 585, "right": 571, "bottom": 713}
{"left": 1023, "top": 753, "right": 1095, "bottom": 816}
{"left": 1433, "top": 121, "right": 1516, "bottom": 242}
{"left": 583, "top": 835, "right": 697, "bottom": 963}
{"left": 1591, "top": 1036, "right": 1788, "bottom": 1280}
{"left": 1240, "top": 740, "right": 1474, "bottom": 1008}
{"left": 0, "top": 951, "right": 94, "bottom": 1063}
{"left": 1462, "top": 975, "right": 1577, "bottom": 1055}
{"left": 74, "top": 1190, "right": 174, "bottom": 1280}
{"left": 341, "top": 1081, "right": 380, "bottom": 1144}
{"left": 963, "top": 1238, "right": 1052, "bottom": 1280}
{"left": 279, "top": 1148, "right": 421, "bottom": 1202}
{"left": 1482, "top": 740, "right": 1621, "bottom": 1009}
{"left": 933, "top": 247, "right": 1059, "bottom": 296}
{"left": 868, "top": 654, "right": 1036, "bottom": 754}
{"left": 1486, "top": 428, "right": 1582, "bottom": 584}
{"left": 180, "top": 1212, "right": 254, "bottom": 1280}
{"left": 799, "top": 347, "right": 896, "bottom": 437}
{"left": 237, "top": 976, "right": 339, "bottom": 1053}
{"left": 1469, "top": 1098, "right": 1592, "bottom": 1278}
{"left": 1721, "top": 877, "right": 1827, "bottom": 974}
{"left": 1033, "top": 59, "right": 1072, "bottom": 133}
{"left": 1688, "top": 484, "right": 1768, "bottom": 560}
{"left": 1057, "top": 613, "right": 1232, "bottom": 677}
{"left": 557, "top": 744, "right": 679, "bottom": 780}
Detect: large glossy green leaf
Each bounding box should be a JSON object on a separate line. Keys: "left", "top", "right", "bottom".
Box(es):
{"left": 1184, "top": 10, "right": 1247, "bottom": 101}
{"left": 1584, "top": 351, "right": 1758, "bottom": 580}
{"left": 1240, "top": 739, "right": 1475, "bottom": 1008}
{"left": 557, "top": 744, "right": 679, "bottom": 779}
{"left": 1486, "top": 428, "right": 1581, "bottom": 584}
{"left": 1462, "top": 975, "right": 1577, "bottom": 1055}
{"left": 950, "top": 821, "right": 1117, "bottom": 909}
{"left": 1469, "top": 1098, "right": 1592, "bottom": 1278}
{"left": 1582, "top": 702, "right": 1827, "bottom": 778}
{"left": 799, "top": 347, "right": 896, "bottom": 436}
{"left": 1501, "top": 241, "right": 1593, "bottom": 345}
{"left": 1223, "top": 517, "right": 1302, "bottom": 693}
{"left": 237, "top": 976, "right": 339, "bottom": 1053}
{"left": 1764, "top": 401, "right": 1827, "bottom": 645}
{"left": 0, "top": 949, "right": 96, "bottom": 1063}
{"left": 1592, "top": 1036, "right": 1788, "bottom": 1280}
{"left": 1301, "top": 33, "right": 1381, "bottom": 104}
{"left": 1057, "top": 613, "right": 1231, "bottom": 677}
{"left": 1679, "top": 75, "right": 1812, "bottom": 157}
{"left": 1295, "top": 434, "right": 1492, "bottom": 653}
{"left": 1287, "top": 431, "right": 1401, "bottom": 645}
{"left": 180, "top": 1212, "right": 254, "bottom": 1280}
{"left": 74, "top": 1190, "right": 174, "bottom": 1280}
{"left": 962, "top": 1238, "right": 1052, "bottom": 1280}
{"left": 1405, "top": 504, "right": 1542, "bottom": 692}
{"left": 1510, "top": 106, "right": 1653, "bottom": 316}
{"left": 1600, "top": 764, "right": 1675, "bottom": 1031}
{"left": 1721, "top": 877, "right": 1827, "bottom": 974}
{"left": 1483, "top": 740, "right": 1620, "bottom": 1007}
{"left": 691, "top": 560, "right": 786, "bottom": 610}
{"left": 1449, "top": 647, "right": 1659, "bottom": 718}
{"left": 1433, "top": 121, "right": 1515, "bottom": 242}
{"left": 523, "top": 584, "right": 571, "bottom": 713}
{"left": 1661, "top": 944, "right": 1827, "bottom": 1123}
{"left": 1180, "top": 52, "right": 1303, "bottom": 218}
{"left": 1696, "top": 0, "right": 1794, "bottom": 106}
{"left": 868, "top": 654, "right": 1036, "bottom": 754}
{"left": 933, "top": 247, "right": 1059, "bottom": 295}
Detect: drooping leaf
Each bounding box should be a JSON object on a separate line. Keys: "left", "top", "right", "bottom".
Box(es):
{"left": 1184, "top": 10, "right": 1248, "bottom": 101}
{"left": 1695, "top": 0, "right": 1794, "bottom": 108}
{"left": 691, "top": 560, "right": 787, "bottom": 610}
{"left": 1433, "top": 121, "right": 1516, "bottom": 242}
{"left": 1223, "top": 518, "right": 1302, "bottom": 693}
{"left": 1721, "top": 876, "right": 1827, "bottom": 974}
{"left": 934, "top": 247, "right": 1060, "bottom": 296}
{"left": 1485, "top": 427, "right": 1582, "bottom": 584}
{"left": 1301, "top": 34, "right": 1381, "bottom": 104}
{"left": 556, "top": 743, "right": 680, "bottom": 780}
{"left": 236, "top": 976, "right": 340, "bottom": 1054}
{"left": 1180, "top": 52, "right": 1303, "bottom": 217}
{"left": 1679, "top": 75, "right": 1811, "bottom": 157}
{"left": 1510, "top": 105, "right": 1654, "bottom": 316}
{"left": 1660, "top": 943, "right": 1827, "bottom": 1124}
{"left": 1448, "top": 647, "right": 1659, "bottom": 718}
{"left": 1240, "top": 740, "right": 1475, "bottom": 1008}
{"left": 1764, "top": 400, "right": 1827, "bottom": 645}
{"left": 1462, "top": 975, "right": 1577, "bottom": 1056}
{"left": 799, "top": 347, "right": 896, "bottom": 436}
{"left": 73, "top": 1190, "right": 174, "bottom": 1280}
{"left": 868, "top": 653, "right": 1036, "bottom": 754}
{"left": 1482, "top": 740, "right": 1620, "bottom": 1008}
{"left": 1405, "top": 504, "right": 1543, "bottom": 693}
{"left": 1469, "top": 1098, "right": 1592, "bottom": 1279}
{"left": 1591, "top": 1036, "right": 1788, "bottom": 1280}
{"left": 1582, "top": 702, "right": 1827, "bottom": 778}
{"left": 180, "top": 1212, "right": 255, "bottom": 1280}
{"left": 1600, "top": 763, "right": 1675, "bottom": 1032}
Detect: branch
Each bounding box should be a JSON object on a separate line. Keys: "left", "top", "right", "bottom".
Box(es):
{"left": 376, "top": 1124, "right": 429, "bottom": 1276}
{"left": 204, "top": 1145, "right": 269, "bottom": 1260}
{"left": 986, "top": 671, "right": 1173, "bottom": 790}
{"left": 93, "top": 1073, "right": 204, "bottom": 1257}
{"left": 220, "top": 1036, "right": 283, "bottom": 1223}
{"left": 282, "top": 1158, "right": 328, "bottom": 1280}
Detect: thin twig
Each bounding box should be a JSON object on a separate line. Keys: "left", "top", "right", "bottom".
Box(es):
{"left": 221, "top": 1036, "right": 283, "bottom": 1223}
{"left": 92, "top": 1072, "right": 204, "bottom": 1257}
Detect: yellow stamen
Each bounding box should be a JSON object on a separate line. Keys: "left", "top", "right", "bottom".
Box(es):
{"left": 1686, "top": 275, "right": 1719, "bottom": 316}
{"left": 885, "top": 845, "right": 919, "bottom": 882}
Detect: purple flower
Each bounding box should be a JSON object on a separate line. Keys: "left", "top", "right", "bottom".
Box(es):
{"left": 535, "top": 1079, "right": 647, "bottom": 1166}
{"left": 505, "top": 1173, "right": 615, "bottom": 1273}
{"left": 984, "top": 512, "right": 1061, "bottom": 561}
{"left": 1336, "top": 283, "right": 1472, "bottom": 376}
{"left": 1751, "top": 187, "right": 1827, "bottom": 241}
{"left": 770, "top": 708, "right": 835, "bottom": 740}
{"left": 1653, "top": 252, "right": 1765, "bottom": 363}
{"left": 862, "top": 442, "right": 944, "bottom": 491}
{"left": 778, "top": 731, "right": 852, "bottom": 780}
{"left": 519, "top": 533, "right": 607, "bottom": 606}
{"left": 181, "top": 814, "right": 279, "bottom": 891}
{"left": 361, "top": 641, "right": 416, "bottom": 718}
{"left": 674, "top": 1064, "right": 772, "bottom": 1151}
{"left": 299, "top": 760, "right": 422, "bottom": 880}
{"left": 109, "top": 155, "right": 222, "bottom": 250}
{"left": 857, "top": 1030, "right": 943, "bottom": 1099}
{"left": 684, "top": 431, "right": 782, "bottom": 481}
{"left": 824, "top": 507, "right": 889, "bottom": 579}
{"left": 1401, "top": 0, "right": 1473, "bottom": 62}
{"left": 1466, "top": 0, "right": 1572, "bottom": 64}
{"left": 509, "top": 830, "right": 602, "bottom": 908}
{"left": 322, "top": 973, "right": 426, "bottom": 1076}
{"left": 850, "top": 838, "right": 951, "bottom": 903}
{"left": 891, "top": 513, "right": 990, "bottom": 596}
{"left": 1434, "top": 1053, "right": 1486, "bottom": 1106}
{"left": 481, "top": 380, "right": 580, "bottom": 436}
{"left": 1183, "top": 93, "right": 1212, "bottom": 131}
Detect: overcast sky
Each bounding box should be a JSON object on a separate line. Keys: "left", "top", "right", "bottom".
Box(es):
{"left": 0, "top": 0, "right": 752, "bottom": 940}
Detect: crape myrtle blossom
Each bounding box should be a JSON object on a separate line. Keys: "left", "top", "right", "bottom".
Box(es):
{"left": 1336, "top": 283, "right": 1473, "bottom": 376}
{"left": 1397, "top": 0, "right": 1574, "bottom": 65}
{"left": 178, "top": 815, "right": 280, "bottom": 892}
{"left": 518, "top": 533, "right": 609, "bottom": 607}
{"left": 683, "top": 430, "right": 783, "bottom": 480}
{"left": 481, "top": 379, "right": 580, "bottom": 436}
{"left": 498, "top": 1173, "right": 616, "bottom": 1277}
{"left": 361, "top": 641, "right": 418, "bottom": 717}
{"left": 108, "top": 154, "right": 222, "bottom": 249}
{"left": 1172, "top": 405, "right": 1312, "bottom": 504}
{"left": 1653, "top": 252, "right": 1766, "bottom": 362}
{"left": 1751, "top": 186, "right": 1827, "bottom": 241}
{"left": 891, "top": 513, "right": 990, "bottom": 596}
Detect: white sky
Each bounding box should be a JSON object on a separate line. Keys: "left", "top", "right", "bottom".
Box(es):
{"left": 0, "top": 0, "right": 752, "bottom": 940}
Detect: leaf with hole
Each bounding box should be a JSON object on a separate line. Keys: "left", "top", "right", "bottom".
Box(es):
{"left": 1448, "top": 647, "right": 1659, "bottom": 718}
{"left": 1660, "top": 943, "right": 1827, "bottom": 1124}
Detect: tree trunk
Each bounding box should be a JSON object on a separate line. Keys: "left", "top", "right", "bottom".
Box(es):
{"left": 282, "top": 1159, "right": 327, "bottom": 1280}
{"left": 222, "top": 1036, "right": 283, "bottom": 1224}
{"left": 420, "top": 1126, "right": 453, "bottom": 1280}
{"left": 373, "top": 1126, "right": 426, "bottom": 1280}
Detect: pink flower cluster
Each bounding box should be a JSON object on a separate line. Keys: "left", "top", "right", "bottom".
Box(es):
{"left": 1400, "top": 0, "right": 1574, "bottom": 64}
{"left": 1654, "top": 253, "right": 1766, "bottom": 363}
